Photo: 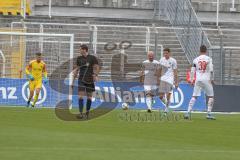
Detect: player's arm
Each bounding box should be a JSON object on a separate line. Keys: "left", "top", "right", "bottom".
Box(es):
{"left": 209, "top": 59, "right": 214, "bottom": 85}
{"left": 71, "top": 57, "right": 82, "bottom": 87}
{"left": 190, "top": 63, "right": 196, "bottom": 85}
{"left": 42, "top": 64, "right": 48, "bottom": 78}
{"left": 139, "top": 63, "right": 145, "bottom": 83}
{"left": 71, "top": 66, "right": 79, "bottom": 87}
{"left": 92, "top": 56, "right": 100, "bottom": 82}
{"left": 42, "top": 63, "right": 48, "bottom": 84}
{"left": 155, "top": 64, "right": 162, "bottom": 85}
{"left": 25, "top": 63, "right": 31, "bottom": 75}
{"left": 173, "top": 60, "right": 179, "bottom": 88}
{"left": 25, "top": 62, "right": 34, "bottom": 81}
{"left": 174, "top": 69, "right": 178, "bottom": 88}
{"left": 93, "top": 64, "right": 100, "bottom": 81}
{"left": 73, "top": 66, "right": 79, "bottom": 79}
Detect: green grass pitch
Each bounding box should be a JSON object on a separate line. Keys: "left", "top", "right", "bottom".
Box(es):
{"left": 0, "top": 107, "right": 240, "bottom": 160}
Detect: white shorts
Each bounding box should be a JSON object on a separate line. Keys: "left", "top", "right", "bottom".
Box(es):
{"left": 144, "top": 85, "right": 158, "bottom": 96}
{"left": 159, "top": 81, "right": 173, "bottom": 93}
{"left": 193, "top": 80, "right": 214, "bottom": 97}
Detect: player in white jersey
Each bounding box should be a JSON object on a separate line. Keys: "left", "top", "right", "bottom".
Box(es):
{"left": 140, "top": 51, "right": 159, "bottom": 113}
{"left": 158, "top": 48, "right": 178, "bottom": 113}
{"left": 184, "top": 45, "right": 215, "bottom": 120}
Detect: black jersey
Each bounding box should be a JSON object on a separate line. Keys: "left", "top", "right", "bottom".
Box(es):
{"left": 76, "top": 54, "right": 98, "bottom": 83}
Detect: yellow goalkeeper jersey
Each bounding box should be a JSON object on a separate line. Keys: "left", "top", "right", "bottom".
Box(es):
{"left": 25, "top": 60, "right": 47, "bottom": 80}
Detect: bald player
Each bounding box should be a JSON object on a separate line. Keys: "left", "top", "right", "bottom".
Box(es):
{"left": 140, "top": 51, "right": 159, "bottom": 113}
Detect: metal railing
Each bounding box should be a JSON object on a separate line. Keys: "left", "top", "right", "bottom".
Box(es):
{"left": 37, "top": 0, "right": 156, "bottom": 17}
{"left": 0, "top": 50, "right": 6, "bottom": 78}
{"left": 165, "top": 0, "right": 211, "bottom": 63}
{"left": 11, "top": 22, "right": 166, "bottom": 58}
{"left": 9, "top": 21, "right": 240, "bottom": 85}
{"left": 204, "top": 27, "right": 240, "bottom": 85}
{"left": 223, "top": 47, "right": 240, "bottom": 85}
{"left": 210, "top": 46, "right": 240, "bottom": 86}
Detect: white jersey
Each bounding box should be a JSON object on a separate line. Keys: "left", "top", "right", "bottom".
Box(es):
{"left": 193, "top": 55, "right": 213, "bottom": 81}
{"left": 142, "top": 60, "right": 159, "bottom": 85}
{"left": 159, "top": 57, "right": 177, "bottom": 85}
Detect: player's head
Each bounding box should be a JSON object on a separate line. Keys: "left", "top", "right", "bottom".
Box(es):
{"left": 35, "top": 52, "right": 42, "bottom": 62}
{"left": 147, "top": 51, "right": 154, "bottom": 61}
{"left": 80, "top": 44, "right": 88, "bottom": 56}
{"left": 200, "top": 45, "right": 207, "bottom": 55}
{"left": 163, "top": 48, "right": 171, "bottom": 59}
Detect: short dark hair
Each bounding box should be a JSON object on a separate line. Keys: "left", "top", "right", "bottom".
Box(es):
{"left": 36, "top": 52, "right": 42, "bottom": 56}
{"left": 80, "top": 44, "right": 88, "bottom": 52}
{"left": 163, "top": 48, "right": 170, "bottom": 52}
{"left": 200, "top": 45, "right": 207, "bottom": 52}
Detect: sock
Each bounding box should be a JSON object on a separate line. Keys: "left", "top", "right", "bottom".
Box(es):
{"left": 207, "top": 98, "right": 214, "bottom": 114}
{"left": 146, "top": 96, "right": 152, "bottom": 110}
{"left": 166, "top": 99, "right": 170, "bottom": 108}
{"left": 33, "top": 94, "right": 39, "bottom": 105}
{"left": 160, "top": 96, "right": 168, "bottom": 112}
{"left": 188, "top": 97, "right": 196, "bottom": 113}
{"left": 79, "top": 98, "right": 84, "bottom": 113}
{"left": 28, "top": 96, "right": 32, "bottom": 103}
{"left": 86, "top": 98, "right": 92, "bottom": 113}
{"left": 160, "top": 96, "right": 166, "bottom": 105}
{"left": 162, "top": 99, "right": 169, "bottom": 112}
{"left": 163, "top": 97, "right": 167, "bottom": 105}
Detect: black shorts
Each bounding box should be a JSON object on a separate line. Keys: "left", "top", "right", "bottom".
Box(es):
{"left": 78, "top": 80, "right": 95, "bottom": 93}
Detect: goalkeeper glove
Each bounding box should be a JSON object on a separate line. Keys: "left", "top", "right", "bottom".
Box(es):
{"left": 27, "top": 74, "right": 34, "bottom": 81}
{"left": 43, "top": 77, "right": 48, "bottom": 84}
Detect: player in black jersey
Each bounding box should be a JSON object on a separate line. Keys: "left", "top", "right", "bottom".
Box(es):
{"left": 72, "top": 44, "right": 99, "bottom": 119}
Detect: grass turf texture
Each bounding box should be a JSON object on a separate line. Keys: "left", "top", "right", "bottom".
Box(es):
{"left": 0, "top": 107, "right": 240, "bottom": 160}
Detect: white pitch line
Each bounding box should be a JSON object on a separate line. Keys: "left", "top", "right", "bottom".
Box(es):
{"left": 1, "top": 106, "right": 240, "bottom": 114}
{"left": 137, "top": 110, "right": 240, "bottom": 115}
{"left": 0, "top": 147, "right": 239, "bottom": 153}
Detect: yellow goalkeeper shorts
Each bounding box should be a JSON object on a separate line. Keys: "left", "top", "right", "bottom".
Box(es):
{"left": 29, "top": 79, "right": 42, "bottom": 91}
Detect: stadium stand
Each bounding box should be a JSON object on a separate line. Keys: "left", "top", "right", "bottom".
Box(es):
{"left": 0, "top": 0, "right": 239, "bottom": 85}
{"left": 1, "top": 17, "right": 188, "bottom": 81}
{"left": 192, "top": 0, "right": 240, "bottom": 12}
{"left": 33, "top": 0, "right": 240, "bottom": 12}
{"left": 34, "top": 0, "right": 155, "bottom": 9}
{"left": 203, "top": 23, "right": 240, "bottom": 85}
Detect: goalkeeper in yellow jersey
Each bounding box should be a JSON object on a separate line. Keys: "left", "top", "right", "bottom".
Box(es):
{"left": 25, "top": 52, "right": 48, "bottom": 108}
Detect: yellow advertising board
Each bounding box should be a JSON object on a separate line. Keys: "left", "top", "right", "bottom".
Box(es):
{"left": 0, "top": 0, "right": 31, "bottom": 16}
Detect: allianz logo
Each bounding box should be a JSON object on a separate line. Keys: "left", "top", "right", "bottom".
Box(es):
{"left": 92, "top": 86, "right": 184, "bottom": 108}
{"left": 22, "top": 82, "right": 47, "bottom": 105}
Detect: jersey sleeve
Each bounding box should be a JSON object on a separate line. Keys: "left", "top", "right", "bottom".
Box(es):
{"left": 159, "top": 58, "right": 163, "bottom": 64}
{"left": 42, "top": 63, "right": 48, "bottom": 78}
{"left": 76, "top": 57, "right": 81, "bottom": 67}
{"left": 92, "top": 56, "right": 99, "bottom": 65}
{"left": 157, "top": 61, "right": 162, "bottom": 70}
{"left": 193, "top": 59, "right": 197, "bottom": 67}
{"left": 25, "top": 61, "right": 32, "bottom": 75}
{"left": 139, "top": 62, "right": 145, "bottom": 77}
{"left": 173, "top": 59, "right": 177, "bottom": 70}
{"left": 209, "top": 58, "right": 213, "bottom": 72}
{"left": 141, "top": 61, "right": 145, "bottom": 70}
{"left": 159, "top": 58, "right": 163, "bottom": 67}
